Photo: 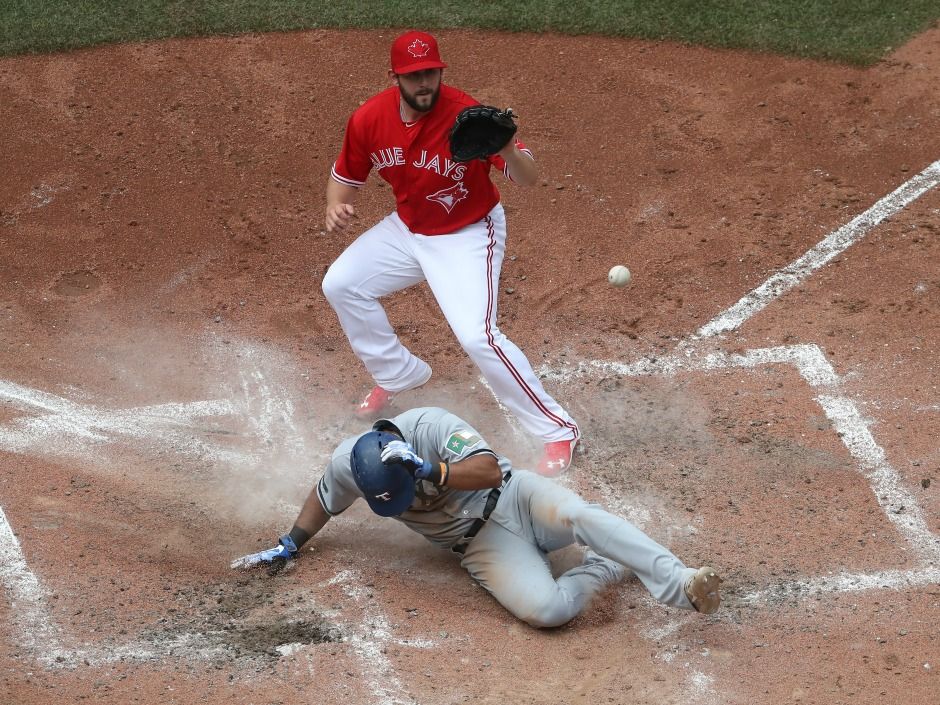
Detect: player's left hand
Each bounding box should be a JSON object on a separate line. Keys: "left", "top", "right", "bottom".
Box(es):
{"left": 496, "top": 137, "right": 518, "bottom": 160}
{"left": 449, "top": 105, "right": 518, "bottom": 162}
{"left": 231, "top": 535, "right": 298, "bottom": 574}
{"left": 381, "top": 439, "right": 433, "bottom": 480}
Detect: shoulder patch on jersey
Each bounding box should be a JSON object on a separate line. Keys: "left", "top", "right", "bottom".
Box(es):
{"left": 446, "top": 429, "right": 483, "bottom": 454}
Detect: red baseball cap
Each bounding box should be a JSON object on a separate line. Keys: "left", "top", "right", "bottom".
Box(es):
{"left": 390, "top": 30, "right": 447, "bottom": 74}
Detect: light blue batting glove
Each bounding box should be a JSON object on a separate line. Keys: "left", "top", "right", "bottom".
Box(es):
{"left": 380, "top": 439, "right": 433, "bottom": 480}
{"left": 230, "top": 534, "right": 298, "bottom": 571}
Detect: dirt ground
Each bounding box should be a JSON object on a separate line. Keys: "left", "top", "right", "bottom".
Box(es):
{"left": 1, "top": 25, "right": 939, "bottom": 705}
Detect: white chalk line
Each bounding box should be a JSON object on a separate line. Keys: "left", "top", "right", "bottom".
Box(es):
{"left": 233, "top": 342, "right": 306, "bottom": 460}
{"left": 0, "top": 339, "right": 428, "bottom": 687}
{"left": 477, "top": 375, "right": 529, "bottom": 447}
{"left": 687, "top": 671, "right": 719, "bottom": 705}
{"left": 28, "top": 183, "right": 69, "bottom": 210}
{"left": 527, "top": 164, "right": 940, "bottom": 703}
{"left": 0, "top": 183, "right": 72, "bottom": 225}
{"left": 548, "top": 342, "right": 939, "bottom": 558}
{"left": 323, "top": 569, "right": 435, "bottom": 705}
{"left": 1, "top": 162, "right": 936, "bottom": 698}
{"left": 1, "top": 504, "right": 232, "bottom": 668}
{"left": 696, "top": 158, "right": 940, "bottom": 338}
{"left": 0, "top": 340, "right": 308, "bottom": 471}
{"left": 0, "top": 504, "right": 68, "bottom": 662}
{"left": 0, "top": 378, "right": 251, "bottom": 466}
{"left": 43, "top": 633, "right": 231, "bottom": 669}
{"left": 0, "top": 340, "right": 314, "bottom": 666}
{"left": 543, "top": 342, "right": 939, "bottom": 568}
{"left": 637, "top": 610, "right": 720, "bottom": 704}
{"left": 0, "top": 506, "right": 228, "bottom": 668}
{"left": 739, "top": 565, "right": 940, "bottom": 606}
{"left": 818, "top": 394, "right": 937, "bottom": 557}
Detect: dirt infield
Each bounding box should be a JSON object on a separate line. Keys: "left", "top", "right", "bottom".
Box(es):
{"left": 2, "top": 26, "right": 939, "bottom": 705}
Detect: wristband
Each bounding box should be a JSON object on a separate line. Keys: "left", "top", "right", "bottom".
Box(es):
{"left": 278, "top": 534, "right": 299, "bottom": 556}
{"left": 423, "top": 461, "right": 450, "bottom": 486}
{"left": 286, "top": 526, "right": 310, "bottom": 551}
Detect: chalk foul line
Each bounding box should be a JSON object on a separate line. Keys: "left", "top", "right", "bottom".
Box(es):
{"left": 0, "top": 157, "right": 936, "bottom": 696}
{"left": 696, "top": 159, "right": 940, "bottom": 338}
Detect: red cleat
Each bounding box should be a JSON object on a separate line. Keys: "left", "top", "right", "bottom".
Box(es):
{"left": 536, "top": 434, "right": 581, "bottom": 476}
{"left": 355, "top": 386, "right": 394, "bottom": 418}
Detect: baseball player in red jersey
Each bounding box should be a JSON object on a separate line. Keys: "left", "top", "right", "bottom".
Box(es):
{"left": 323, "top": 30, "right": 580, "bottom": 476}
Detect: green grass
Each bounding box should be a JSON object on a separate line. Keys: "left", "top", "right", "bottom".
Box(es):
{"left": 1, "top": 1, "right": 938, "bottom": 64}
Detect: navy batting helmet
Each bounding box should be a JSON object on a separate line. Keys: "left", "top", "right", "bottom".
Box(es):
{"left": 350, "top": 431, "right": 415, "bottom": 517}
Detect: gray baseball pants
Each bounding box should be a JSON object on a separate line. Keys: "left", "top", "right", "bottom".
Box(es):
{"left": 459, "top": 470, "right": 697, "bottom": 627}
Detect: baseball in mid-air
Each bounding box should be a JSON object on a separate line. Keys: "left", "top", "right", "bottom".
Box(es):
{"left": 608, "top": 265, "right": 632, "bottom": 287}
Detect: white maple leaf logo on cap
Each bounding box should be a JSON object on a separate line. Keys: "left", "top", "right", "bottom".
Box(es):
{"left": 408, "top": 39, "right": 430, "bottom": 58}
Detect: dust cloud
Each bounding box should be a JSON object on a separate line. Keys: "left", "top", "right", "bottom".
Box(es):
{"left": 51, "top": 316, "right": 349, "bottom": 534}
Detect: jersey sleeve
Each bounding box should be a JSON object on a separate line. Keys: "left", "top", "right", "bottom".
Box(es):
{"left": 316, "top": 449, "right": 363, "bottom": 516}
{"left": 331, "top": 111, "right": 373, "bottom": 188}
{"left": 488, "top": 137, "right": 533, "bottom": 182}
{"left": 431, "top": 411, "right": 497, "bottom": 464}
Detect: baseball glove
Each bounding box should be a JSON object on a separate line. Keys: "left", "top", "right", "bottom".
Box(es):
{"left": 449, "top": 105, "right": 518, "bottom": 162}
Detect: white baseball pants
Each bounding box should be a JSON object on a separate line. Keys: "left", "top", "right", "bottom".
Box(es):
{"left": 322, "top": 205, "right": 578, "bottom": 443}
{"left": 460, "top": 471, "right": 697, "bottom": 627}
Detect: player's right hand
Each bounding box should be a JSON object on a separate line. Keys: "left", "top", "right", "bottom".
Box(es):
{"left": 325, "top": 203, "right": 357, "bottom": 232}
{"left": 380, "top": 439, "right": 433, "bottom": 480}
{"left": 230, "top": 535, "right": 298, "bottom": 572}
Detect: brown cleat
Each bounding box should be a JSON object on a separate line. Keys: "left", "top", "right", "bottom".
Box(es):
{"left": 685, "top": 566, "right": 723, "bottom": 614}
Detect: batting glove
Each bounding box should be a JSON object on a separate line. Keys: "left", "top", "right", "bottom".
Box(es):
{"left": 380, "top": 439, "right": 433, "bottom": 480}
{"left": 230, "top": 534, "right": 298, "bottom": 571}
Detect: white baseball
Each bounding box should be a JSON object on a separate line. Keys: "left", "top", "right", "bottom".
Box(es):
{"left": 608, "top": 265, "right": 632, "bottom": 287}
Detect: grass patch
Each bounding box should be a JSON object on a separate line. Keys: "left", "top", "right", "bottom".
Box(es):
{"left": 0, "top": 1, "right": 937, "bottom": 63}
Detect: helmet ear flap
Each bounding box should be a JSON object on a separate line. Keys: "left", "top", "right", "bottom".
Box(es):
{"left": 351, "top": 431, "right": 415, "bottom": 517}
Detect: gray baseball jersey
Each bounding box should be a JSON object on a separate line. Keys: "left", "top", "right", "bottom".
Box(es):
{"left": 316, "top": 407, "right": 512, "bottom": 549}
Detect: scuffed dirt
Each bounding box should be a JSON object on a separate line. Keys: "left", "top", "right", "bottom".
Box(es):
{"left": 1, "top": 24, "right": 939, "bottom": 705}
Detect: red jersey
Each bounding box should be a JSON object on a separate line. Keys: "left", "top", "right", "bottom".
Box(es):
{"left": 331, "top": 84, "right": 531, "bottom": 235}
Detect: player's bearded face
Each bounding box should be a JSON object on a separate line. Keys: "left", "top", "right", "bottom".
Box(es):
{"left": 397, "top": 69, "right": 442, "bottom": 112}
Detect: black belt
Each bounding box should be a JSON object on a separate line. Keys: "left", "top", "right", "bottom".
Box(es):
{"left": 452, "top": 471, "right": 511, "bottom": 555}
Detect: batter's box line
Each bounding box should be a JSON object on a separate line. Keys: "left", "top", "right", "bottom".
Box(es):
{"left": 538, "top": 341, "right": 940, "bottom": 596}
{"left": 0, "top": 505, "right": 234, "bottom": 667}
{"left": 0, "top": 340, "right": 309, "bottom": 472}
{"left": 740, "top": 565, "right": 940, "bottom": 606}
{"left": 322, "top": 569, "right": 436, "bottom": 705}
{"left": 1, "top": 504, "right": 436, "bottom": 677}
